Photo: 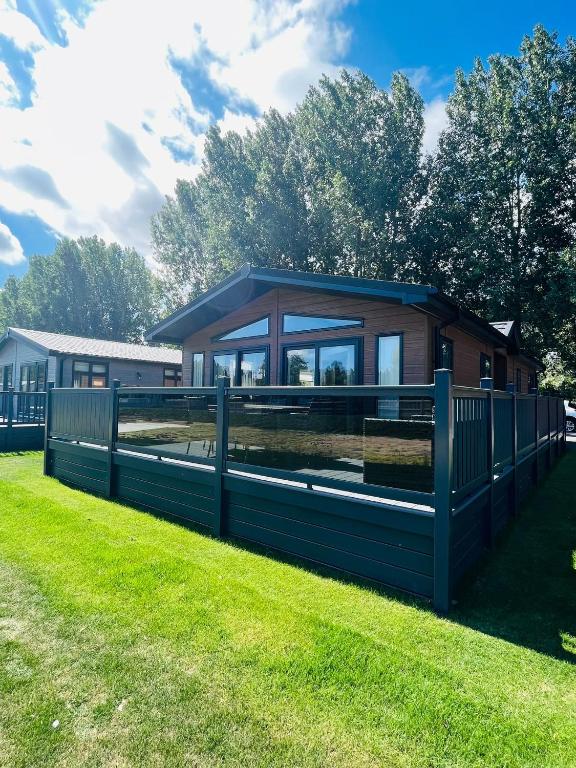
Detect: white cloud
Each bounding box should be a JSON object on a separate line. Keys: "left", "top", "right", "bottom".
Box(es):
{"left": 0, "top": 61, "right": 18, "bottom": 105}
{"left": 0, "top": 0, "right": 352, "bottom": 260}
{"left": 0, "top": 0, "right": 45, "bottom": 51}
{"left": 423, "top": 98, "right": 448, "bottom": 154}
{"left": 0, "top": 221, "right": 25, "bottom": 265}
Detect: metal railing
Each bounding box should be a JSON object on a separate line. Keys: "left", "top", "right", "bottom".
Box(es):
{"left": 0, "top": 388, "right": 46, "bottom": 425}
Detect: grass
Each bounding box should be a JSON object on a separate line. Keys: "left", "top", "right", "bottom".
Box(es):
{"left": 0, "top": 451, "right": 575, "bottom": 767}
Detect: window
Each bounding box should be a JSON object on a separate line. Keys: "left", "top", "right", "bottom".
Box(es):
{"left": 282, "top": 314, "right": 363, "bottom": 334}
{"left": 1, "top": 364, "right": 13, "bottom": 390}
{"left": 192, "top": 353, "right": 204, "bottom": 387}
{"left": 319, "top": 344, "right": 356, "bottom": 385}
{"left": 19, "top": 362, "right": 45, "bottom": 392}
{"left": 528, "top": 371, "right": 537, "bottom": 392}
{"left": 214, "top": 317, "right": 269, "bottom": 342}
{"left": 378, "top": 335, "right": 402, "bottom": 385}
{"left": 480, "top": 353, "right": 492, "bottom": 380}
{"left": 283, "top": 341, "right": 359, "bottom": 386}
{"left": 285, "top": 348, "right": 315, "bottom": 386}
{"left": 163, "top": 368, "right": 182, "bottom": 387}
{"left": 73, "top": 361, "right": 108, "bottom": 388}
{"left": 213, "top": 352, "right": 237, "bottom": 383}
{"left": 438, "top": 336, "right": 454, "bottom": 370}
{"left": 516, "top": 368, "right": 522, "bottom": 394}
{"left": 213, "top": 348, "right": 268, "bottom": 386}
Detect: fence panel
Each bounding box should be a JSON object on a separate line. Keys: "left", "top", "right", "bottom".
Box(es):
{"left": 115, "top": 387, "right": 217, "bottom": 466}
{"left": 224, "top": 385, "right": 435, "bottom": 502}
{"left": 517, "top": 396, "right": 536, "bottom": 454}
{"left": 50, "top": 389, "right": 111, "bottom": 445}
{"left": 0, "top": 391, "right": 9, "bottom": 424}
{"left": 43, "top": 377, "right": 567, "bottom": 613}
{"left": 14, "top": 392, "right": 46, "bottom": 424}
{"left": 538, "top": 397, "right": 550, "bottom": 443}
{"left": 452, "top": 393, "right": 489, "bottom": 497}
{"left": 493, "top": 394, "right": 513, "bottom": 470}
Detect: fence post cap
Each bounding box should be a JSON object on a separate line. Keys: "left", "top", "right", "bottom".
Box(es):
{"left": 480, "top": 377, "right": 493, "bottom": 390}
{"left": 47, "top": 381, "right": 55, "bottom": 390}
{"left": 506, "top": 382, "right": 516, "bottom": 393}
{"left": 217, "top": 375, "right": 231, "bottom": 388}
{"left": 112, "top": 379, "right": 121, "bottom": 389}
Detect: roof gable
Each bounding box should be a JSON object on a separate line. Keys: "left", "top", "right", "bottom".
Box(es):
{"left": 147, "top": 263, "right": 437, "bottom": 343}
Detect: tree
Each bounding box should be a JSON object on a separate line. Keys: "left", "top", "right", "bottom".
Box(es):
{"left": 151, "top": 27, "right": 576, "bottom": 376}
{"left": 151, "top": 70, "right": 425, "bottom": 301}
{"left": 414, "top": 26, "right": 576, "bottom": 360}
{"left": 0, "top": 236, "right": 161, "bottom": 342}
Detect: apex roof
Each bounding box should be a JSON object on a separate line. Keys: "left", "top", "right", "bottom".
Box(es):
{"left": 2, "top": 328, "right": 181, "bottom": 365}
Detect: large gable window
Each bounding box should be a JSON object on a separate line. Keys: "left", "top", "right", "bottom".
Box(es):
{"left": 214, "top": 317, "right": 269, "bottom": 342}
{"left": 282, "top": 314, "right": 363, "bottom": 334}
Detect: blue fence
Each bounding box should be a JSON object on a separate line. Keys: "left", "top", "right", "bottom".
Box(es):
{"left": 43, "top": 372, "right": 566, "bottom": 612}
{"left": 0, "top": 389, "right": 46, "bottom": 451}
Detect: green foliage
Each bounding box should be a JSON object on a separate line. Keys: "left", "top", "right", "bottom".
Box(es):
{"left": 152, "top": 70, "right": 424, "bottom": 302}
{"left": 0, "top": 236, "right": 161, "bottom": 342}
{"left": 152, "top": 26, "right": 576, "bottom": 375}
{"left": 417, "top": 26, "right": 576, "bottom": 369}
{"left": 539, "top": 353, "right": 576, "bottom": 398}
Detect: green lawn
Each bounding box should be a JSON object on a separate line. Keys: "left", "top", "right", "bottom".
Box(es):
{"left": 0, "top": 451, "right": 575, "bottom": 767}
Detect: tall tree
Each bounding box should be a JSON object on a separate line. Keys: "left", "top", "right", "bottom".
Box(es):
{"left": 415, "top": 26, "right": 576, "bottom": 359}
{"left": 0, "top": 236, "right": 160, "bottom": 342}
{"left": 151, "top": 27, "right": 576, "bottom": 372}
{"left": 151, "top": 70, "right": 424, "bottom": 301}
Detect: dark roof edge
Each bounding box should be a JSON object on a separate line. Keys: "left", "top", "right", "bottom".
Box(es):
{"left": 146, "top": 263, "right": 437, "bottom": 342}
{"left": 146, "top": 263, "right": 252, "bottom": 342}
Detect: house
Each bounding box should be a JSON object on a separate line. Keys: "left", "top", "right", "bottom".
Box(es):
{"left": 146, "top": 264, "right": 541, "bottom": 392}
{"left": 0, "top": 328, "right": 182, "bottom": 391}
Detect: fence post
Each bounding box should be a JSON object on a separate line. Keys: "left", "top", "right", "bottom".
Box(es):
{"left": 213, "top": 375, "right": 230, "bottom": 538}
{"left": 6, "top": 385, "right": 14, "bottom": 434}
{"left": 105, "top": 380, "right": 120, "bottom": 498}
{"left": 433, "top": 368, "right": 453, "bottom": 613}
{"left": 547, "top": 396, "right": 552, "bottom": 468}
{"left": 507, "top": 383, "right": 519, "bottom": 516}
{"left": 43, "top": 383, "right": 54, "bottom": 476}
{"left": 480, "top": 377, "right": 494, "bottom": 548}
{"left": 534, "top": 396, "right": 540, "bottom": 487}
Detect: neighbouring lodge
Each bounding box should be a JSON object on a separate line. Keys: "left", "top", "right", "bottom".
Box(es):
{"left": 147, "top": 264, "right": 542, "bottom": 392}
{"left": 0, "top": 328, "right": 182, "bottom": 391}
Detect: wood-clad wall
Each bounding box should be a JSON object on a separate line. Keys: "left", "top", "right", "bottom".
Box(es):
{"left": 182, "top": 288, "right": 429, "bottom": 386}
{"left": 182, "top": 287, "right": 538, "bottom": 389}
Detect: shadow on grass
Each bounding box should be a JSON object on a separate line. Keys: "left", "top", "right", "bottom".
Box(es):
{"left": 453, "top": 444, "right": 576, "bottom": 662}
{"left": 53, "top": 444, "right": 576, "bottom": 661}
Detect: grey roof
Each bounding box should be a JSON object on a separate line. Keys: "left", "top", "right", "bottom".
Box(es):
{"left": 4, "top": 328, "right": 181, "bottom": 365}
{"left": 489, "top": 321, "right": 515, "bottom": 337}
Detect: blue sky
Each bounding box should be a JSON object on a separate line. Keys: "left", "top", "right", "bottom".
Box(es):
{"left": 0, "top": 0, "right": 573, "bottom": 286}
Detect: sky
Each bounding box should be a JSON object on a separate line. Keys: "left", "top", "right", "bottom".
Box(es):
{"left": 0, "top": 0, "right": 573, "bottom": 286}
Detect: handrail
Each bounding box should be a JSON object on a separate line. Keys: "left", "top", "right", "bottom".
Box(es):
{"left": 227, "top": 384, "right": 435, "bottom": 398}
